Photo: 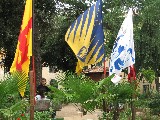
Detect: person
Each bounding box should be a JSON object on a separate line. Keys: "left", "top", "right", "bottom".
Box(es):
{"left": 37, "top": 78, "right": 51, "bottom": 99}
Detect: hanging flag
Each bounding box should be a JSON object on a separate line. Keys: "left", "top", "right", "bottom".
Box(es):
{"left": 128, "top": 65, "right": 136, "bottom": 82}
{"left": 65, "top": 0, "right": 104, "bottom": 73}
{"left": 109, "top": 8, "right": 135, "bottom": 77}
{"left": 10, "top": 0, "right": 32, "bottom": 97}
{"left": 111, "top": 74, "right": 122, "bottom": 85}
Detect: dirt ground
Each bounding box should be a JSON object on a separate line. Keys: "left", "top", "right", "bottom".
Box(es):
{"left": 55, "top": 103, "right": 102, "bottom": 120}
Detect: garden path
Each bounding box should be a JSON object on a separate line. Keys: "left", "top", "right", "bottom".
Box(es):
{"left": 56, "top": 103, "right": 102, "bottom": 120}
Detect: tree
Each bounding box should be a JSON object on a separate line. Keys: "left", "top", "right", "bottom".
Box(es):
{"left": 40, "top": 0, "right": 88, "bottom": 72}
{"left": 0, "top": 0, "right": 56, "bottom": 84}
{"left": 0, "top": 0, "right": 24, "bottom": 72}
{"left": 52, "top": 72, "right": 135, "bottom": 119}
{"left": 1, "top": 0, "right": 160, "bottom": 83}
{"left": 34, "top": 0, "right": 56, "bottom": 84}
{"left": 41, "top": 15, "right": 77, "bottom": 72}
{"left": 135, "top": 0, "right": 160, "bottom": 75}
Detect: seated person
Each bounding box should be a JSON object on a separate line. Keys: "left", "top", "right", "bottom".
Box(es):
{"left": 37, "top": 78, "right": 50, "bottom": 99}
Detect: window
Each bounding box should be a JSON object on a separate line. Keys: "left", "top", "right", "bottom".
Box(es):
{"left": 143, "top": 85, "right": 149, "bottom": 93}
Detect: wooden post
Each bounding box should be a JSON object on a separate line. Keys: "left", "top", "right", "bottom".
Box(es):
{"left": 29, "top": 71, "right": 34, "bottom": 120}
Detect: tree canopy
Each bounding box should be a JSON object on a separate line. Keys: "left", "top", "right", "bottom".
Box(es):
{"left": 0, "top": 0, "right": 24, "bottom": 71}
{"left": 0, "top": 0, "right": 160, "bottom": 75}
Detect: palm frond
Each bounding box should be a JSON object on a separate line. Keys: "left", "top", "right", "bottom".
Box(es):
{"left": 11, "top": 71, "right": 29, "bottom": 97}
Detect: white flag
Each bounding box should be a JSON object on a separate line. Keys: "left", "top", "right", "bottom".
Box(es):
{"left": 109, "top": 8, "right": 135, "bottom": 76}
{"left": 111, "top": 74, "right": 122, "bottom": 85}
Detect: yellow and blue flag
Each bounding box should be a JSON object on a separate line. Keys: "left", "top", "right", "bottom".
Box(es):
{"left": 65, "top": 0, "right": 104, "bottom": 73}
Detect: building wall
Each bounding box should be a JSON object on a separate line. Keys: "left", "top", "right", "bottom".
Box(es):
{"left": 0, "top": 66, "right": 4, "bottom": 80}
{"left": 42, "top": 67, "right": 57, "bottom": 85}
{"left": 139, "top": 79, "right": 156, "bottom": 94}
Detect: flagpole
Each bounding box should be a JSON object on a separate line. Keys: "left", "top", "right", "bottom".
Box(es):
{"left": 102, "top": 0, "right": 107, "bottom": 113}
{"left": 32, "top": 0, "right": 36, "bottom": 98}
{"left": 29, "top": 0, "right": 35, "bottom": 119}
{"left": 130, "top": 8, "right": 138, "bottom": 120}
{"left": 103, "top": 58, "right": 106, "bottom": 77}
{"left": 32, "top": 0, "right": 36, "bottom": 102}
{"left": 102, "top": 52, "right": 107, "bottom": 114}
{"left": 29, "top": 70, "right": 34, "bottom": 120}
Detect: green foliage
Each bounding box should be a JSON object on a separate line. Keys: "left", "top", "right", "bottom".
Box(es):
{"left": 136, "top": 114, "right": 159, "bottom": 120}
{"left": 0, "top": 72, "right": 56, "bottom": 120}
{"left": 54, "top": 72, "right": 98, "bottom": 112}
{"left": 0, "top": 0, "right": 25, "bottom": 72}
{"left": 49, "top": 86, "right": 66, "bottom": 111}
{"left": 134, "top": 92, "right": 160, "bottom": 119}
{"left": 34, "top": 111, "right": 52, "bottom": 120}
{"left": 135, "top": 0, "right": 160, "bottom": 74}
{"left": 0, "top": 72, "right": 30, "bottom": 119}
{"left": 136, "top": 68, "right": 156, "bottom": 84}
{"left": 41, "top": 15, "right": 77, "bottom": 71}
{"left": 135, "top": 94, "right": 150, "bottom": 109}
{"left": 141, "top": 68, "right": 155, "bottom": 83}
{"left": 148, "top": 93, "right": 160, "bottom": 115}
{"left": 52, "top": 71, "right": 137, "bottom": 119}
{"left": 97, "top": 77, "right": 136, "bottom": 103}
{"left": 0, "top": 74, "right": 21, "bottom": 109}
{"left": 0, "top": 100, "right": 29, "bottom": 120}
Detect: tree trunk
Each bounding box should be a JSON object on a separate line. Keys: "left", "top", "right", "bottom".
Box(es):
{"left": 34, "top": 43, "right": 42, "bottom": 87}
{"left": 113, "top": 102, "right": 119, "bottom": 120}
{"left": 102, "top": 99, "right": 107, "bottom": 112}
{"left": 4, "top": 51, "right": 14, "bottom": 74}
{"left": 130, "top": 78, "right": 136, "bottom": 120}
{"left": 34, "top": 20, "right": 42, "bottom": 87}
{"left": 131, "top": 99, "right": 136, "bottom": 120}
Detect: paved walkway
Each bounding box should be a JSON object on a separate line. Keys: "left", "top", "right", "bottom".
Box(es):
{"left": 56, "top": 104, "right": 102, "bottom": 120}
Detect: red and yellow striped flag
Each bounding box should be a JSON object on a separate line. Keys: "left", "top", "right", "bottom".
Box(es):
{"left": 10, "top": 0, "right": 32, "bottom": 97}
